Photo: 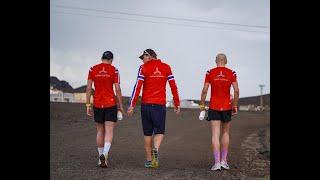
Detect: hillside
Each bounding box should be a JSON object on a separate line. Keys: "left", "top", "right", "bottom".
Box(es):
{"left": 238, "top": 94, "right": 270, "bottom": 106}
{"left": 50, "top": 76, "right": 74, "bottom": 93}
{"left": 187, "top": 93, "right": 270, "bottom": 107}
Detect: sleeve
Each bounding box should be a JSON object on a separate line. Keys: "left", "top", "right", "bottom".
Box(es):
{"left": 114, "top": 67, "right": 120, "bottom": 84}
{"left": 204, "top": 70, "right": 210, "bottom": 83}
{"left": 232, "top": 70, "right": 237, "bottom": 82}
{"left": 129, "top": 65, "right": 145, "bottom": 107}
{"left": 87, "top": 67, "right": 93, "bottom": 80}
{"left": 167, "top": 65, "right": 180, "bottom": 107}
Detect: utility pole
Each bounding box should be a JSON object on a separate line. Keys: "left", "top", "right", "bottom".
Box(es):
{"left": 259, "top": 84, "right": 265, "bottom": 107}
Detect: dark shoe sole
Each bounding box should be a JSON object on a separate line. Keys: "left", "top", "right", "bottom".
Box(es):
{"left": 210, "top": 168, "right": 221, "bottom": 171}
{"left": 99, "top": 154, "right": 108, "bottom": 168}
{"left": 221, "top": 165, "right": 230, "bottom": 170}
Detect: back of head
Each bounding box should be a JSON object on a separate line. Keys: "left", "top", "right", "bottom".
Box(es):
{"left": 101, "top": 51, "right": 114, "bottom": 61}
{"left": 215, "top": 53, "right": 227, "bottom": 65}
{"left": 145, "top": 49, "right": 157, "bottom": 59}
{"left": 139, "top": 49, "right": 157, "bottom": 63}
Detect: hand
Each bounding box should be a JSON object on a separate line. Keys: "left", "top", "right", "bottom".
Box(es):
{"left": 87, "top": 106, "right": 93, "bottom": 117}
{"left": 127, "top": 106, "right": 134, "bottom": 117}
{"left": 199, "top": 104, "right": 206, "bottom": 111}
{"left": 174, "top": 106, "right": 180, "bottom": 115}
{"left": 118, "top": 106, "right": 126, "bottom": 116}
{"left": 232, "top": 106, "right": 238, "bottom": 115}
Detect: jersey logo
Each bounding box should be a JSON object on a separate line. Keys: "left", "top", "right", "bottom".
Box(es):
{"left": 213, "top": 70, "right": 228, "bottom": 81}
{"left": 96, "top": 67, "right": 110, "bottom": 77}
{"left": 150, "top": 67, "right": 165, "bottom": 77}
{"left": 154, "top": 67, "right": 161, "bottom": 75}
{"left": 217, "top": 71, "right": 225, "bottom": 78}
{"left": 99, "top": 67, "right": 107, "bottom": 74}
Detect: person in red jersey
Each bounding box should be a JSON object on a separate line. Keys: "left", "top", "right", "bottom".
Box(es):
{"left": 86, "top": 51, "right": 125, "bottom": 168}
{"left": 127, "top": 49, "right": 180, "bottom": 168}
{"left": 199, "top": 53, "right": 239, "bottom": 171}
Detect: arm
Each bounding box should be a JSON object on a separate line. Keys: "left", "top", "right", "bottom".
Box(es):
{"left": 168, "top": 79, "right": 180, "bottom": 114}
{"left": 129, "top": 80, "right": 143, "bottom": 108}
{"left": 231, "top": 70, "right": 239, "bottom": 115}
{"left": 127, "top": 66, "right": 144, "bottom": 116}
{"left": 200, "top": 82, "right": 210, "bottom": 111}
{"left": 168, "top": 78, "right": 180, "bottom": 107}
{"left": 86, "top": 79, "right": 93, "bottom": 116}
{"left": 231, "top": 81, "right": 239, "bottom": 115}
{"left": 231, "top": 81, "right": 239, "bottom": 107}
{"left": 114, "top": 68, "right": 124, "bottom": 114}
{"left": 114, "top": 83, "right": 124, "bottom": 113}
{"left": 167, "top": 67, "right": 180, "bottom": 114}
{"left": 200, "top": 70, "right": 211, "bottom": 111}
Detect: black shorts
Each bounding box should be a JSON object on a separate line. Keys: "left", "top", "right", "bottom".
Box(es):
{"left": 141, "top": 103, "right": 166, "bottom": 136}
{"left": 93, "top": 105, "right": 117, "bottom": 123}
{"left": 207, "top": 109, "right": 232, "bottom": 122}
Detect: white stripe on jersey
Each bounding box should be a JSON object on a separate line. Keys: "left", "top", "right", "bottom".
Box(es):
{"left": 129, "top": 66, "right": 143, "bottom": 106}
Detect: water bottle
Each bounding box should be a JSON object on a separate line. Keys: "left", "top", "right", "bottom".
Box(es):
{"left": 117, "top": 111, "right": 123, "bottom": 121}
{"left": 199, "top": 110, "right": 206, "bottom": 120}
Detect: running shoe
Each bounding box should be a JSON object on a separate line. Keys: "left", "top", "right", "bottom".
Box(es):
{"left": 99, "top": 153, "right": 108, "bottom": 168}
{"left": 144, "top": 161, "right": 153, "bottom": 168}
{"left": 210, "top": 162, "right": 221, "bottom": 171}
{"left": 97, "top": 157, "right": 101, "bottom": 166}
{"left": 220, "top": 161, "right": 230, "bottom": 170}
{"left": 151, "top": 148, "right": 159, "bottom": 168}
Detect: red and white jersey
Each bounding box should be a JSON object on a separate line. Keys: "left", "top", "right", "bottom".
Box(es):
{"left": 129, "top": 59, "right": 180, "bottom": 107}
{"left": 87, "top": 63, "right": 120, "bottom": 108}
{"left": 205, "top": 66, "right": 237, "bottom": 111}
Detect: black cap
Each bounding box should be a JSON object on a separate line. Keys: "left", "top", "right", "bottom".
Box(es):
{"left": 102, "top": 51, "right": 113, "bottom": 60}
{"left": 139, "top": 49, "right": 157, "bottom": 60}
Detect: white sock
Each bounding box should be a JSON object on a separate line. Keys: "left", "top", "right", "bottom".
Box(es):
{"left": 103, "top": 142, "right": 111, "bottom": 155}
{"left": 98, "top": 147, "right": 104, "bottom": 156}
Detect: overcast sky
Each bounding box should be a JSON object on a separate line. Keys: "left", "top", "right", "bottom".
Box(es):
{"left": 50, "top": 0, "right": 270, "bottom": 100}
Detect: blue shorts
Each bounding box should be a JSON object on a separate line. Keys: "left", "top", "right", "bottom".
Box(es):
{"left": 141, "top": 103, "right": 166, "bottom": 136}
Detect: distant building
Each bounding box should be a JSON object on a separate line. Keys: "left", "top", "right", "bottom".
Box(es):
{"left": 50, "top": 87, "right": 74, "bottom": 103}
{"left": 166, "top": 100, "right": 201, "bottom": 109}
{"left": 239, "top": 104, "right": 270, "bottom": 112}
{"left": 73, "top": 93, "right": 93, "bottom": 103}
{"left": 239, "top": 105, "right": 255, "bottom": 111}
{"left": 73, "top": 85, "right": 93, "bottom": 103}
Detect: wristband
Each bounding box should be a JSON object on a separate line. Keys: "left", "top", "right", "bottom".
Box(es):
{"left": 86, "top": 103, "right": 92, "bottom": 107}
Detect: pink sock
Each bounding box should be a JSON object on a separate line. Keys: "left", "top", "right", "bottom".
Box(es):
{"left": 214, "top": 151, "right": 220, "bottom": 164}
{"left": 221, "top": 149, "right": 228, "bottom": 162}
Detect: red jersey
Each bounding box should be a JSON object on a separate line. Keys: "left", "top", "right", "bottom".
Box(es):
{"left": 87, "top": 63, "right": 120, "bottom": 108}
{"left": 129, "top": 59, "right": 180, "bottom": 107}
{"left": 205, "top": 67, "right": 237, "bottom": 111}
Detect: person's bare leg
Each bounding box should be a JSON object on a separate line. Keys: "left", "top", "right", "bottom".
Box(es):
{"left": 144, "top": 136, "right": 153, "bottom": 161}
{"left": 221, "top": 121, "right": 231, "bottom": 162}
{"left": 96, "top": 123, "right": 105, "bottom": 155}
{"left": 104, "top": 121, "right": 115, "bottom": 143}
{"left": 153, "top": 134, "right": 164, "bottom": 151}
{"left": 211, "top": 121, "right": 221, "bottom": 164}
{"left": 103, "top": 121, "right": 115, "bottom": 156}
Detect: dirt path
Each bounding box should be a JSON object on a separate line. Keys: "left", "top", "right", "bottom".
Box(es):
{"left": 50, "top": 103, "right": 270, "bottom": 180}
